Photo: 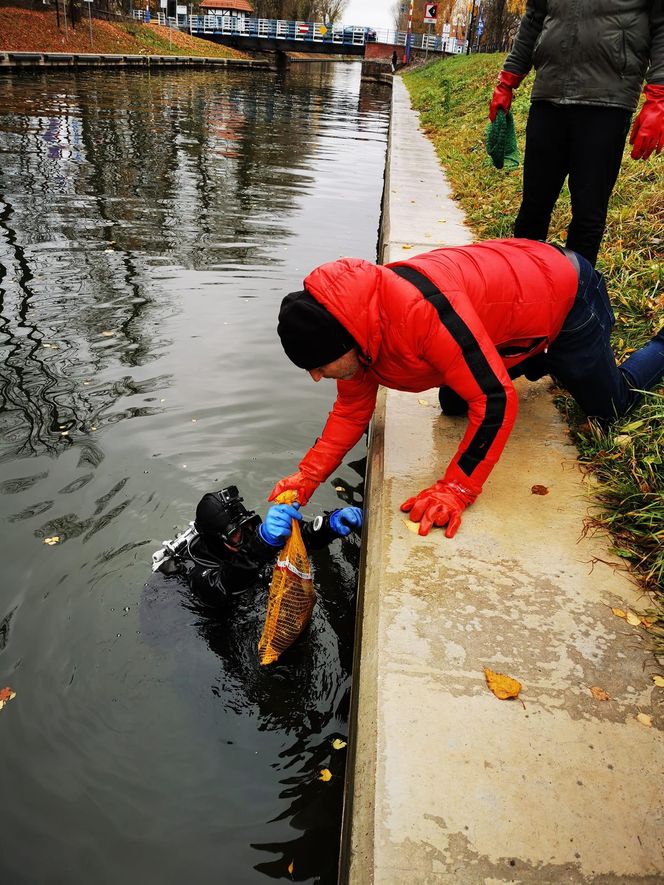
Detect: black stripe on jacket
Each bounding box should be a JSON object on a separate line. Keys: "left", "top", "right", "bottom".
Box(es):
{"left": 390, "top": 265, "right": 507, "bottom": 478}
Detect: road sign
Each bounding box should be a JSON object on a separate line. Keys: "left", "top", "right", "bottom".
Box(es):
{"left": 442, "top": 21, "right": 450, "bottom": 35}
{"left": 424, "top": 3, "right": 437, "bottom": 23}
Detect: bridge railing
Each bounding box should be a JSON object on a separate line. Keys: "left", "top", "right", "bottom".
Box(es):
{"left": 132, "top": 10, "right": 464, "bottom": 53}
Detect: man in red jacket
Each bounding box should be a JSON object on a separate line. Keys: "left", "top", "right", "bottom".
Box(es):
{"left": 270, "top": 239, "right": 664, "bottom": 537}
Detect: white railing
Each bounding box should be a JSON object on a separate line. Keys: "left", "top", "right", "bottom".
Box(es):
{"left": 131, "top": 11, "right": 464, "bottom": 54}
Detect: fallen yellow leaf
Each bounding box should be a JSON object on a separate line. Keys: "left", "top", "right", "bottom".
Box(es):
{"left": 625, "top": 610, "right": 641, "bottom": 626}
{"left": 331, "top": 738, "right": 347, "bottom": 750}
{"left": 43, "top": 536, "right": 60, "bottom": 546}
{"left": 484, "top": 668, "right": 521, "bottom": 700}
{"left": 636, "top": 712, "right": 652, "bottom": 727}
{"left": 319, "top": 768, "right": 332, "bottom": 782}
{"left": 418, "top": 399, "right": 429, "bottom": 406}
{"left": 652, "top": 675, "right": 664, "bottom": 688}
{"left": 612, "top": 607, "right": 626, "bottom": 619}
{"left": 100, "top": 331, "right": 114, "bottom": 337}
{"left": 401, "top": 518, "right": 420, "bottom": 534}
{"left": 287, "top": 860, "right": 294, "bottom": 876}
{"left": 402, "top": 244, "right": 413, "bottom": 249}
{"left": 335, "top": 486, "right": 344, "bottom": 492}
{"left": 590, "top": 686, "right": 610, "bottom": 701}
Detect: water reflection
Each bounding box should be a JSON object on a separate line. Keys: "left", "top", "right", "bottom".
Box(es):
{"left": 0, "top": 64, "right": 388, "bottom": 884}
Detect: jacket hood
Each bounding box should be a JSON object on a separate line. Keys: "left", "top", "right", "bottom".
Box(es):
{"left": 303, "top": 257, "right": 384, "bottom": 362}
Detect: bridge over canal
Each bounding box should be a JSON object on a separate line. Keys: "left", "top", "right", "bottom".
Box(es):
{"left": 132, "top": 11, "right": 466, "bottom": 57}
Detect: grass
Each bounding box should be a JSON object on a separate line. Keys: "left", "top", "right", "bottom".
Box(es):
{"left": 403, "top": 54, "right": 663, "bottom": 638}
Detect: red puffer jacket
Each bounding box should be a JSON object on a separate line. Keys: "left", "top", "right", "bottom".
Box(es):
{"left": 297, "top": 239, "right": 579, "bottom": 497}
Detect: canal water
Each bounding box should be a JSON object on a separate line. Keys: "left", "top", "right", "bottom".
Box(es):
{"left": 0, "top": 64, "right": 390, "bottom": 883}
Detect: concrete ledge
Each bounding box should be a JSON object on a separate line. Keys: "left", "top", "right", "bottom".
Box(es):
{"left": 0, "top": 51, "right": 273, "bottom": 72}
{"left": 341, "top": 76, "right": 664, "bottom": 884}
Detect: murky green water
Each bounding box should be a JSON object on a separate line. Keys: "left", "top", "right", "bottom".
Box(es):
{"left": 0, "top": 64, "right": 390, "bottom": 884}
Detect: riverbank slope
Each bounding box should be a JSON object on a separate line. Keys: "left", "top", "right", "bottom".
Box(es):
{"left": 0, "top": 7, "right": 247, "bottom": 58}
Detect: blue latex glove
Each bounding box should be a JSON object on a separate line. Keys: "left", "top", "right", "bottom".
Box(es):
{"left": 259, "top": 502, "right": 301, "bottom": 547}
{"left": 329, "top": 506, "right": 363, "bottom": 537}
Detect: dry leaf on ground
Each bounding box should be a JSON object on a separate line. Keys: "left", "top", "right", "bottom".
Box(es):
{"left": 484, "top": 668, "right": 521, "bottom": 700}
{"left": 43, "top": 536, "right": 60, "bottom": 546}
{"left": 319, "top": 768, "right": 332, "bottom": 782}
{"left": 590, "top": 686, "right": 610, "bottom": 701}
{"left": 625, "top": 610, "right": 641, "bottom": 626}
{"left": 331, "top": 738, "right": 347, "bottom": 750}
{"left": 611, "top": 607, "right": 626, "bottom": 619}
{"left": 287, "top": 860, "right": 294, "bottom": 876}
{"left": 652, "top": 675, "right": 664, "bottom": 688}
{"left": 636, "top": 712, "right": 652, "bottom": 727}
{"left": 531, "top": 485, "right": 549, "bottom": 495}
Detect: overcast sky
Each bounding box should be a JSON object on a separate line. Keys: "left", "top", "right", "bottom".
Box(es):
{"left": 342, "top": 0, "right": 395, "bottom": 31}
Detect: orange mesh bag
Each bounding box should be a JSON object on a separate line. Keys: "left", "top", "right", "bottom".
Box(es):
{"left": 258, "top": 492, "right": 316, "bottom": 666}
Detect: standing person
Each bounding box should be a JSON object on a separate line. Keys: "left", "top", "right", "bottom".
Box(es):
{"left": 269, "top": 239, "right": 664, "bottom": 537}
{"left": 391, "top": 49, "right": 398, "bottom": 73}
{"left": 488, "top": 0, "right": 664, "bottom": 266}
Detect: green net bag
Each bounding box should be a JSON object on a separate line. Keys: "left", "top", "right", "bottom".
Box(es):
{"left": 485, "top": 109, "right": 520, "bottom": 171}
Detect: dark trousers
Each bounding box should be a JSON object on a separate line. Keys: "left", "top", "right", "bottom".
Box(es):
{"left": 439, "top": 253, "right": 664, "bottom": 423}
{"left": 513, "top": 102, "right": 631, "bottom": 266}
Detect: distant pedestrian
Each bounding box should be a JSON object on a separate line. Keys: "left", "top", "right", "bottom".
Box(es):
{"left": 391, "top": 50, "right": 398, "bottom": 73}
{"left": 488, "top": 0, "right": 664, "bottom": 266}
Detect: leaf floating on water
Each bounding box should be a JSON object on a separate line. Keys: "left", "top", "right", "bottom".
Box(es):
{"left": 335, "top": 486, "right": 345, "bottom": 492}
{"left": 531, "top": 485, "right": 549, "bottom": 495}
{"left": 484, "top": 667, "right": 521, "bottom": 700}
{"left": 636, "top": 712, "right": 652, "bottom": 727}
{"left": 331, "top": 738, "right": 347, "bottom": 750}
{"left": 287, "top": 860, "right": 294, "bottom": 877}
{"left": 590, "top": 686, "right": 610, "bottom": 701}
{"left": 319, "top": 768, "right": 332, "bottom": 782}
{"left": 611, "top": 607, "right": 626, "bottom": 619}
{"left": 0, "top": 687, "right": 16, "bottom": 711}
{"left": 625, "top": 610, "right": 641, "bottom": 626}
{"left": 652, "top": 675, "right": 664, "bottom": 688}
{"left": 43, "top": 536, "right": 60, "bottom": 546}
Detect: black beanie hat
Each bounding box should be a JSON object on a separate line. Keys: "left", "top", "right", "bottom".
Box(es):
{"left": 277, "top": 290, "right": 357, "bottom": 370}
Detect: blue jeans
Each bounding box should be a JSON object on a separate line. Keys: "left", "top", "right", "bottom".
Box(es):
{"left": 439, "top": 254, "right": 664, "bottom": 423}
{"left": 518, "top": 253, "right": 664, "bottom": 422}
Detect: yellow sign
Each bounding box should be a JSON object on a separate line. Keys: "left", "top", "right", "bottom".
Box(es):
{"left": 318, "top": 25, "right": 327, "bottom": 34}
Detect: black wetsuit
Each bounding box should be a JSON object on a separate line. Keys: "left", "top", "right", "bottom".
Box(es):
{"left": 182, "top": 516, "right": 339, "bottom": 603}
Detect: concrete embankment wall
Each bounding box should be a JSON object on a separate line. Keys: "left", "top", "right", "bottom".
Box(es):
{"left": 0, "top": 51, "right": 274, "bottom": 71}
{"left": 340, "top": 76, "right": 664, "bottom": 884}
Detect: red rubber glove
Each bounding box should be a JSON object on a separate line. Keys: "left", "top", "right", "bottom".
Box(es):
{"left": 630, "top": 84, "right": 664, "bottom": 160}
{"left": 268, "top": 470, "right": 319, "bottom": 506}
{"left": 400, "top": 480, "right": 477, "bottom": 538}
{"left": 488, "top": 70, "right": 526, "bottom": 122}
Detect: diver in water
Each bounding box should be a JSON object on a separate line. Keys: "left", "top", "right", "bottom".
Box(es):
{"left": 152, "top": 485, "right": 363, "bottom": 604}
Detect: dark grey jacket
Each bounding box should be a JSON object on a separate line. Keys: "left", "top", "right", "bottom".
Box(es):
{"left": 504, "top": 0, "right": 664, "bottom": 111}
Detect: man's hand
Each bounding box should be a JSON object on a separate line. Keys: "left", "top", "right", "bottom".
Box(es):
{"left": 630, "top": 84, "right": 664, "bottom": 160}
{"left": 488, "top": 70, "right": 526, "bottom": 122}
{"left": 268, "top": 470, "right": 319, "bottom": 506}
{"left": 400, "top": 480, "right": 477, "bottom": 538}
{"left": 259, "top": 502, "right": 302, "bottom": 547}
{"left": 329, "top": 506, "right": 363, "bottom": 537}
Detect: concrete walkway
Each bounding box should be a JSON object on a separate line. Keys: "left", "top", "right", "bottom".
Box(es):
{"left": 341, "top": 77, "right": 664, "bottom": 884}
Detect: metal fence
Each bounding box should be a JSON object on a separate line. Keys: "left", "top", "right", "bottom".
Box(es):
{"left": 131, "top": 11, "right": 465, "bottom": 53}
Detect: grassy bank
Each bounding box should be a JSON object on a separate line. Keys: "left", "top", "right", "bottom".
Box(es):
{"left": 403, "top": 55, "right": 663, "bottom": 620}
{"left": 0, "top": 7, "right": 248, "bottom": 58}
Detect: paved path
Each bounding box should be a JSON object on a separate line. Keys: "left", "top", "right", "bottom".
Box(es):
{"left": 341, "top": 76, "right": 664, "bottom": 884}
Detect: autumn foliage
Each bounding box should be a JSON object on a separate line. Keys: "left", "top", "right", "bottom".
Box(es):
{"left": 0, "top": 7, "right": 246, "bottom": 57}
